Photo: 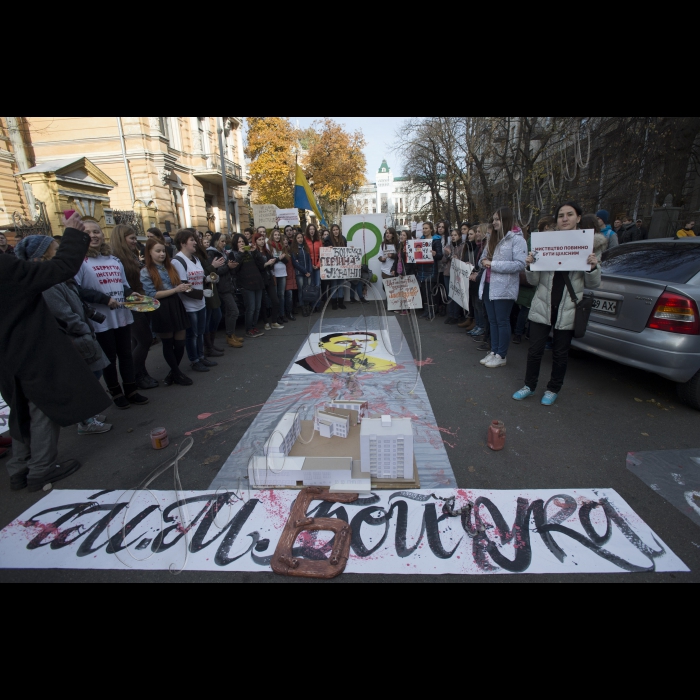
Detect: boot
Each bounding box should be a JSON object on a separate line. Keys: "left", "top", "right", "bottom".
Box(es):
{"left": 338, "top": 300, "right": 347, "bottom": 310}
{"left": 204, "top": 333, "right": 224, "bottom": 357}
{"left": 123, "top": 382, "right": 150, "bottom": 406}
{"left": 332, "top": 300, "right": 338, "bottom": 311}
{"left": 211, "top": 334, "right": 225, "bottom": 352}
{"left": 458, "top": 318, "right": 472, "bottom": 329}
{"left": 108, "top": 385, "right": 131, "bottom": 410}
{"left": 227, "top": 334, "right": 243, "bottom": 348}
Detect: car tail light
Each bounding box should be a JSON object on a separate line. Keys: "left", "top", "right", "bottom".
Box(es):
{"left": 647, "top": 292, "right": 700, "bottom": 335}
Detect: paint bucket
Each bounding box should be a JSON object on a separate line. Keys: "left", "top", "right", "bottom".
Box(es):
{"left": 487, "top": 421, "right": 506, "bottom": 451}
{"left": 151, "top": 427, "right": 169, "bottom": 450}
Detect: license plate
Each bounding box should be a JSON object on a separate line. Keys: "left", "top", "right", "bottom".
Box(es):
{"left": 592, "top": 298, "right": 618, "bottom": 315}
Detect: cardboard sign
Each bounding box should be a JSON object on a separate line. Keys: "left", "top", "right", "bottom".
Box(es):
{"left": 276, "top": 208, "right": 300, "bottom": 226}
{"left": 320, "top": 247, "right": 363, "bottom": 280}
{"left": 406, "top": 239, "right": 433, "bottom": 264}
{"left": 384, "top": 275, "right": 422, "bottom": 311}
{"left": 448, "top": 259, "right": 474, "bottom": 311}
{"left": 252, "top": 204, "right": 278, "bottom": 230}
{"left": 530, "top": 230, "right": 595, "bottom": 271}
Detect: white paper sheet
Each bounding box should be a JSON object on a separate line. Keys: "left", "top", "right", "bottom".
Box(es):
{"left": 530, "top": 230, "right": 594, "bottom": 271}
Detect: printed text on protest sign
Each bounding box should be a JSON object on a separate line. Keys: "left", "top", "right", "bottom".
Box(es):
{"left": 530, "top": 230, "right": 595, "bottom": 272}
{"left": 448, "top": 259, "right": 473, "bottom": 311}
{"left": 320, "top": 247, "right": 363, "bottom": 280}
{"left": 406, "top": 240, "right": 434, "bottom": 265}
{"left": 384, "top": 275, "right": 422, "bottom": 311}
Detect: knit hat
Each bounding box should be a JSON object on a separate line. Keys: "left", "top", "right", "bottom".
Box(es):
{"left": 596, "top": 210, "right": 610, "bottom": 225}
{"left": 15, "top": 235, "right": 54, "bottom": 262}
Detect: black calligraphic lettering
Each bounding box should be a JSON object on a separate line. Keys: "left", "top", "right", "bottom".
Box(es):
{"left": 215, "top": 499, "right": 260, "bottom": 566}
{"left": 425, "top": 504, "right": 462, "bottom": 559}
{"left": 106, "top": 505, "right": 160, "bottom": 554}
{"left": 189, "top": 494, "right": 238, "bottom": 552}
{"left": 390, "top": 500, "right": 425, "bottom": 558}
{"left": 76, "top": 504, "right": 130, "bottom": 556}
{"left": 152, "top": 495, "right": 217, "bottom": 553}
{"left": 350, "top": 507, "right": 391, "bottom": 557}
{"left": 23, "top": 502, "right": 103, "bottom": 550}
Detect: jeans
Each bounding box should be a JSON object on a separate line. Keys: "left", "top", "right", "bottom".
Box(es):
{"left": 353, "top": 280, "right": 365, "bottom": 301}
{"left": 243, "top": 289, "right": 262, "bottom": 331}
{"left": 219, "top": 291, "right": 240, "bottom": 335}
{"left": 97, "top": 325, "right": 135, "bottom": 389}
{"left": 276, "top": 276, "right": 287, "bottom": 317}
{"left": 285, "top": 290, "right": 293, "bottom": 316}
{"left": 185, "top": 307, "right": 207, "bottom": 362}
{"left": 515, "top": 305, "right": 530, "bottom": 336}
{"left": 331, "top": 279, "right": 345, "bottom": 300}
{"left": 206, "top": 305, "right": 222, "bottom": 334}
{"left": 6, "top": 402, "right": 61, "bottom": 479}
{"left": 131, "top": 311, "right": 152, "bottom": 380}
{"left": 482, "top": 284, "right": 515, "bottom": 358}
{"left": 310, "top": 269, "right": 322, "bottom": 309}
{"left": 473, "top": 296, "right": 486, "bottom": 329}
{"left": 525, "top": 321, "right": 575, "bottom": 393}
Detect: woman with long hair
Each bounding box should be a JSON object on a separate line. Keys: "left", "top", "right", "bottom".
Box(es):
{"left": 513, "top": 202, "right": 600, "bottom": 405}
{"left": 110, "top": 225, "right": 159, "bottom": 390}
{"left": 379, "top": 228, "right": 398, "bottom": 280}
{"left": 292, "top": 231, "right": 313, "bottom": 316}
{"left": 208, "top": 233, "right": 243, "bottom": 348}
{"left": 304, "top": 224, "right": 323, "bottom": 312}
{"left": 253, "top": 232, "right": 284, "bottom": 330}
{"left": 443, "top": 228, "right": 465, "bottom": 325}
{"left": 75, "top": 222, "right": 149, "bottom": 409}
{"left": 195, "top": 234, "right": 226, "bottom": 358}
{"left": 415, "top": 222, "right": 443, "bottom": 319}
{"left": 328, "top": 224, "right": 348, "bottom": 310}
{"left": 268, "top": 228, "right": 291, "bottom": 323}
{"left": 140, "top": 238, "right": 193, "bottom": 385}
{"left": 231, "top": 234, "right": 265, "bottom": 337}
{"left": 478, "top": 207, "right": 528, "bottom": 368}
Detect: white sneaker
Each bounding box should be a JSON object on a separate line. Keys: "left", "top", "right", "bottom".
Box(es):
{"left": 264, "top": 323, "right": 271, "bottom": 331}
{"left": 480, "top": 352, "right": 495, "bottom": 365}
{"left": 486, "top": 354, "right": 507, "bottom": 368}
{"left": 271, "top": 323, "right": 285, "bottom": 330}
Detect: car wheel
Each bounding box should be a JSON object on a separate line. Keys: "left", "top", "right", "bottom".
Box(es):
{"left": 677, "top": 370, "right": 700, "bottom": 410}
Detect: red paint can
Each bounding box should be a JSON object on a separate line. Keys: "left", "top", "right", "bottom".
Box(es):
{"left": 151, "top": 427, "right": 169, "bottom": 450}
{"left": 487, "top": 421, "right": 506, "bottom": 451}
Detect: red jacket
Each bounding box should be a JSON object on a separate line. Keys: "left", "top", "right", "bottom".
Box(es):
{"left": 305, "top": 237, "right": 323, "bottom": 268}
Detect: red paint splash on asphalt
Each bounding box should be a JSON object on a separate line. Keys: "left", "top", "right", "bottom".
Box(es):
{"left": 415, "top": 358, "right": 434, "bottom": 367}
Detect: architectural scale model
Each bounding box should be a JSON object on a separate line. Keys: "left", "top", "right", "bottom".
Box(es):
{"left": 249, "top": 456, "right": 353, "bottom": 488}
{"left": 360, "top": 415, "right": 414, "bottom": 480}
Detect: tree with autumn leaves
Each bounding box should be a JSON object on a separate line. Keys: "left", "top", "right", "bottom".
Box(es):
{"left": 245, "top": 117, "right": 367, "bottom": 224}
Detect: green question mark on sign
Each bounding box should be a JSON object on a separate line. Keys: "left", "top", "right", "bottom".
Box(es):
{"left": 347, "top": 222, "right": 383, "bottom": 265}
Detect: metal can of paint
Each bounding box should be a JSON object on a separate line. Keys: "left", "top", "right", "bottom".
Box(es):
{"left": 151, "top": 427, "right": 169, "bottom": 450}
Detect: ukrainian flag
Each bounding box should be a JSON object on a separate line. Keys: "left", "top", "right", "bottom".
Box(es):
{"left": 294, "top": 165, "right": 327, "bottom": 227}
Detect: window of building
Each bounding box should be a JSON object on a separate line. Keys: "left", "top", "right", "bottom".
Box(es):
{"left": 381, "top": 194, "right": 388, "bottom": 214}
{"left": 169, "top": 118, "right": 182, "bottom": 151}
{"left": 158, "top": 118, "right": 170, "bottom": 141}
{"left": 198, "top": 117, "right": 210, "bottom": 155}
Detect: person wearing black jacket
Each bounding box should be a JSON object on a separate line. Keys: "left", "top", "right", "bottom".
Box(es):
{"left": 0, "top": 215, "right": 112, "bottom": 493}
{"left": 231, "top": 234, "right": 266, "bottom": 338}
{"left": 208, "top": 233, "right": 243, "bottom": 348}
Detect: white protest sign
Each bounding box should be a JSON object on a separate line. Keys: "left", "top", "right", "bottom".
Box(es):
{"left": 0, "top": 393, "right": 9, "bottom": 434}
{"left": 343, "top": 215, "right": 388, "bottom": 298}
{"left": 407, "top": 239, "right": 434, "bottom": 264}
{"left": 530, "top": 230, "right": 595, "bottom": 271}
{"left": 252, "top": 204, "right": 278, "bottom": 230}
{"left": 276, "top": 208, "right": 300, "bottom": 226}
{"left": 448, "top": 259, "right": 474, "bottom": 311}
{"left": 384, "top": 275, "right": 422, "bottom": 311}
{"left": 320, "top": 247, "right": 363, "bottom": 280}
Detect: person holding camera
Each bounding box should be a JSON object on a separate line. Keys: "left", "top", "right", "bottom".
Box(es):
{"left": 1, "top": 215, "right": 112, "bottom": 493}
{"left": 75, "top": 222, "right": 150, "bottom": 410}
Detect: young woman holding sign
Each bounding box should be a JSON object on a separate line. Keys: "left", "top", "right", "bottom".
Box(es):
{"left": 328, "top": 224, "right": 348, "bottom": 311}
{"left": 443, "top": 229, "right": 465, "bottom": 324}
{"left": 478, "top": 208, "right": 528, "bottom": 368}
{"left": 512, "top": 202, "right": 601, "bottom": 406}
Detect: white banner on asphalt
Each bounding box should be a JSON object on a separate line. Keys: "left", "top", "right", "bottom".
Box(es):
{"left": 0, "top": 488, "right": 688, "bottom": 575}
{"left": 384, "top": 275, "right": 422, "bottom": 311}
{"left": 448, "top": 259, "right": 473, "bottom": 311}
{"left": 320, "top": 247, "right": 363, "bottom": 280}
{"left": 530, "top": 230, "right": 595, "bottom": 271}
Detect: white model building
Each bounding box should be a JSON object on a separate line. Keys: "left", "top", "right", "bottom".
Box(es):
{"left": 360, "top": 415, "right": 414, "bottom": 480}
{"left": 263, "top": 413, "right": 301, "bottom": 457}
{"left": 315, "top": 409, "right": 350, "bottom": 439}
{"left": 249, "top": 456, "right": 353, "bottom": 488}
{"left": 327, "top": 400, "right": 368, "bottom": 424}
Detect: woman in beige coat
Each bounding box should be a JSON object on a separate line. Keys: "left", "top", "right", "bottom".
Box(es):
{"left": 513, "top": 202, "right": 601, "bottom": 406}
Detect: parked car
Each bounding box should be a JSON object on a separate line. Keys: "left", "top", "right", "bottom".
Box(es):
{"left": 573, "top": 239, "right": 700, "bottom": 409}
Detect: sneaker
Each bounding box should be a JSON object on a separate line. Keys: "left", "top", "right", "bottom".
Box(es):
{"left": 480, "top": 352, "right": 495, "bottom": 366}
{"left": 542, "top": 391, "right": 559, "bottom": 406}
{"left": 476, "top": 342, "right": 491, "bottom": 351}
{"left": 271, "top": 323, "right": 284, "bottom": 330}
{"left": 78, "top": 419, "right": 112, "bottom": 435}
{"left": 512, "top": 334, "right": 522, "bottom": 345}
{"left": 252, "top": 328, "right": 265, "bottom": 338}
{"left": 113, "top": 394, "right": 131, "bottom": 410}
{"left": 200, "top": 357, "right": 218, "bottom": 367}
{"left": 163, "top": 371, "right": 175, "bottom": 386}
{"left": 472, "top": 333, "right": 486, "bottom": 342}
{"left": 485, "top": 354, "right": 507, "bottom": 368}
{"left": 264, "top": 323, "right": 271, "bottom": 331}
{"left": 27, "top": 460, "right": 81, "bottom": 493}
{"left": 94, "top": 415, "right": 107, "bottom": 424}
{"left": 127, "top": 392, "right": 149, "bottom": 406}
{"left": 513, "top": 386, "right": 535, "bottom": 401}
{"left": 173, "top": 371, "right": 194, "bottom": 386}
{"left": 468, "top": 327, "right": 483, "bottom": 336}
{"left": 10, "top": 468, "right": 29, "bottom": 491}
{"left": 136, "top": 375, "right": 159, "bottom": 390}
{"left": 191, "top": 361, "right": 210, "bottom": 373}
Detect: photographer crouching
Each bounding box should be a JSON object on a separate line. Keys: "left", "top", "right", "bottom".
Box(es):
{"left": 0, "top": 214, "right": 112, "bottom": 493}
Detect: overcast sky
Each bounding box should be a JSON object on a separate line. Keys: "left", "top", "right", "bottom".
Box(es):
{"left": 289, "top": 117, "right": 410, "bottom": 180}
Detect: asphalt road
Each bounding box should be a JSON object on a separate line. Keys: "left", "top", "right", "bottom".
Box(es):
{"left": 1, "top": 305, "right": 698, "bottom": 583}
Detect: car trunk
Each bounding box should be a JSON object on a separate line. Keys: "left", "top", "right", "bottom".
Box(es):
{"left": 591, "top": 276, "right": 668, "bottom": 333}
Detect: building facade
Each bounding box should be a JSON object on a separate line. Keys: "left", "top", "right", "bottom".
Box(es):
{"left": 264, "top": 413, "right": 302, "bottom": 457}
{"left": 0, "top": 117, "right": 249, "bottom": 240}
{"left": 347, "top": 160, "right": 445, "bottom": 229}
{"left": 360, "top": 415, "right": 414, "bottom": 480}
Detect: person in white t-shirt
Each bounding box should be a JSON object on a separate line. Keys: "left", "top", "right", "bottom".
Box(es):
{"left": 171, "top": 229, "right": 217, "bottom": 373}
{"left": 75, "top": 222, "right": 149, "bottom": 410}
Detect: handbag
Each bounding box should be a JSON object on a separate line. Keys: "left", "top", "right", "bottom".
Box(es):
{"left": 302, "top": 284, "right": 320, "bottom": 304}
{"left": 563, "top": 273, "right": 593, "bottom": 339}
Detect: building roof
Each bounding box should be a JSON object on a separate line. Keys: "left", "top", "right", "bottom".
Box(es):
{"left": 361, "top": 416, "right": 413, "bottom": 437}
{"left": 18, "top": 158, "right": 84, "bottom": 175}
{"left": 378, "top": 160, "right": 390, "bottom": 174}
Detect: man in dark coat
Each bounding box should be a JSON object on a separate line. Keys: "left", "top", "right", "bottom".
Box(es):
{"left": 0, "top": 215, "right": 112, "bottom": 493}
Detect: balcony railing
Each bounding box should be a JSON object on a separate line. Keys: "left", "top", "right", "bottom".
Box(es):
{"left": 195, "top": 155, "right": 245, "bottom": 185}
